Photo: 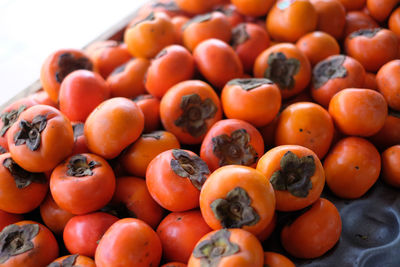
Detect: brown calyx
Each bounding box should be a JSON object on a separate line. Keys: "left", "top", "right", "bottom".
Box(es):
{"left": 55, "top": 53, "right": 93, "bottom": 83}
{"left": 66, "top": 154, "right": 101, "bottom": 177}
{"left": 264, "top": 52, "right": 300, "bottom": 90}
{"left": 48, "top": 254, "right": 79, "bottom": 267}
{"left": 227, "top": 78, "right": 273, "bottom": 91}
{"left": 13, "top": 114, "right": 47, "bottom": 151}
{"left": 182, "top": 13, "right": 212, "bottom": 30}
{"left": 142, "top": 131, "right": 164, "bottom": 140}
{"left": 349, "top": 28, "right": 381, "bottom": 39}
{"left": 231, "top": 23, "right": 250, "bottom": 48}
{"left": 312, "top": 55, "right": 347, "bottom": 89}
{"left": 3, "top": 157, "right": 46, "bottom": 189}
{"left": 0, "top": 105, "right": 27, "bottom": 137}
{"left": 72, "top": 123, "right": 84, "bottom": 140}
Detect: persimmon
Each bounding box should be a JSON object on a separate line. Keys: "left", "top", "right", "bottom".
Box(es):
{"left": 39, "top": 193, "right": 74, "bottom": 235}
{"left": 389, "top": 7, "right": 400, "bottom": 37}
{"left": 133, "top": 95, "right": 161, "bottom": 133}
{"left": 381, "top": 145, "right": 400, "bottom": 187}
{"left": 310, "top": 0, "right": 346, "bottom": 39}
{"left": 28, "top": 90, "right": 57, "bottom": 108}
{"left": 162, "top": 263, "right": 187, "bottom": 267}
{"left": 171, "top": 15, "right": 189, "bottom": 44}
{"left": 256, "top": 145, "right": 325, "bottom": 211}
{"left": 328, "top": 88, "right": 387, "bottom": 137}
{"left": 376, "top": 59, "right": 400, "bottom": 110}
{"left": 338, "top": 0, "right": 365, "bottom": 11}
{"left": 343, "top": 11, "right": 379, "bottom": 37}
{"left": 48, "top": 255, "right": 96, "bottom": 267}
{"left": 263, "top": 252, "right": 295, "bottom": 267}
{"left": 256, "top": 212, "right": 277, "bottom": 242}
{"left": 71, "top": 122, "right": 89, "bottom": 155}
{"left": 213, "top": 4, "right": 245, "bottom": 27}
{"left": 366, "top": 0, "right": 399, "bottom": 22}
{"left": 363, "top": 72, "right": 378, "bottom": 90}
{"left": 0, "top": 210, "right": 22, "bottom": 232}
{"left": 370, "top": 110, "right": 400, "bottom": 149}
{"left": 175, "top": 0, "right": 222, "bottom": 14}
{"left": 254, "top": 43, "right": 311, "bottom": 99}
{"left": 324, "top": 137, "right": 381, "bottom": 198}
{"left": 231, "top": 0, "right": 275, "bottom": 17}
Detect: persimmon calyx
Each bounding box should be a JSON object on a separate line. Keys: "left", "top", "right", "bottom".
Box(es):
{"left": 3, "top": 157, "right": 46, "bottom": 189}
{"left": 212, "top": 129, "right": 258, "bottom": 167}
{"left": 227, "top": 78, "right": 273, "bottom": 91}
{"left": 313, "top": 55, "right": 347, "bottom": 89}
{"left": 14, "top": 114, "right": 47, "bottom": 151}
{"left": 182, "top": 13, "right": 212, "bottom": 30}
{"left": 100, "top": 202, "right": 136, "bottom": 219}
{"left": 174, "top": 93, "right": 217, "bottom": 138}
{"left": 56, "top": 53, "right": 93, "bottom": 83}
{"left": 142, "top": 131, "right": 163, "bottom": 140}
{"left": 0, "top": 146, "right": 6, "bottom": 154}
{"left": 0, "top": 224, "right": 39, "bottom": 264}
{"left": 152, "top": 1, "right": 180, "bottom": 12}
{"left": 0, "top": 105, "right": 27, "bottom": 137}
{"left": 48, "top": 254, "right": 79, "bottom": 267}
{"left": 231, "top": 23, "right": 250, "bottom": 48}
{"left": 350, "top": 28, "right": 381, "bottom": 39}
{"left": 66, "top": 154, "right": 101, "bottom": 177}
{"left": 210, "top": 186, "right": 260, "bottom": 228}
{"left": 270, "top": 151, "right": 315, "bottom": 198}
{"left": 72, "top": 123, "right": 84, "bottom": 140}
{"left": 264, "top": 52, "right": 300, "bottom": 90}
{"left": 171, "top": 149, "right": 210, "bottom": 190}
{"left": 132, "top": 12, "right": 156, "bottom": 28}
{"left": 193, "top": 229, "right": 239, "bottom": 267}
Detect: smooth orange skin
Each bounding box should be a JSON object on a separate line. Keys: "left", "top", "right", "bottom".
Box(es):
{"left": 188, "top": 228, "right": 264, "bottom": 267}
{"left": 50, "top": 153, "right": 116, "bottom": 215}
{"left": 389, "top": 7, "right": 400, "bottom": 37}
{"left": 157, "top": 210, "right": 212, "bottom": 263}
{"left": 338, "top": 0, "right": 365, "bottom": 10}
{"left": 296, "top": 31, "right": 340, "bottom": 66}
{"left": 377, "top": 60, "right": 400, "bottom": 110}
{"left": 124, "top": 12, "right": 177, "bottom": 58}
{"left": 263, "top": 252, "right": 295, "bottom": 267}
{"left": 39, "top": 193, "right": 74, "bottom": 235}
{"left": 231, "top": 0, "right": 275, "bottom": 16}
{"left": 134, "top": 95, "right": 161, "bottom": 133}
{"left": 95, "top": 218, "right": 162, "bottom": 267}
{"left": 0, "top": 210, "right": 23, "bottom": 231}
{"left": 162, "top": 263, "right": 187, "bottom": 267}
{"left": 175, "top": 0, "right": 222, "bottom": 14}
{"left": 40, "top": 48, "right": 94, "bottom": 102}
{"left": 343, "top": 11, "right": 379, "bottom": 37}
{"left": 256, "top": 212, "right": 277, "bottom": 242}
{"left": 328, "top": 88, "right": 388, "bottom": 137}
{"left": 258, "top": 115, "right": 279, "bottom": 150}
{"left": 84, "top": 97, "right": 144, "bottom": 159}
{"left": 50, "top": 255, "right": 96, "bottom": 267}
{"left": 221, "top": 80, "right": 281, "bottom": 127}
{"left": 183, "top": 12, "right": 232, "bottom": 52}
{"left": 324, "top": 137, "right": 381, "bottom": 198}
{"left": 216, "top": 4, "right": 246, "bottom": 28}
{"left": 160, "top": 80, "right": 222, "bottom": 144}
{"left": 59, "top": 69, "right": 110, "bottom": 122}
{"left": 382, "top": 145, "right": 400, "bottom": 187}
{"left": 112, "top": 176, "right": 164, "bottom": 229}
{"left": 145, "top": 45, "right": 195, "bottom": 98}
{"left": 106, "top": 58, "right": 150, "bottom": 98}
{"left": 311, "top": 55, "right": 366, "bottom": 108}
{"left": 172, "top": 16, "right": 189, "bottom": 45}
{"left": 363, "top": 72, "right": 378, "bottom": 90}
{"left": 281, "top": 198, "right": 342, "bottom": 259}
{"left": 200, "top": 119, "right": 265, "bottom": 172}
{"left": 345, "top": 28, "right": 399, "bottom": 72}
{"left": 266, "top": 0, "right": 317, "bottom": 42}
{"left": 63, "top": 212, "right": 119, "bottom": 258}
{"left": 193, "top": 39, "right": 243, "bottom": 89}
{"left": 120, "top": 131, "right": 180, "bottom": 178}
{"left": 310, "top": 0, "right": 346, "bottom": 39}
{"left": 256, "top": 145, "right": 325, "bottom": 211}
{"left": 254, "top": 43, "right": 311, "bottom": 99}
{"left": 28, "top": 90, "right": 57, "bottom": 108}
{"left": 370, "top": 113, "right": 400, "bottom": 149}
{"left": 275, "top": 102, "right": 334, "bottom": 159}
{"left": 232, "top": 23, "right": 271, "bottom": 74}
{"left": 200, "top": 165, "right": 275, "bottom": 236}
{"left": 146, "top": 149, "right": 204, "bottom": 212}
{"left": 7, "top": 105, "right": 74, "bottom": 173}
{"left": 367, "top": 0, "right": 399, "bottom": 22}
{"left": 1, "top": 221, "right": 59, "bottom": 267}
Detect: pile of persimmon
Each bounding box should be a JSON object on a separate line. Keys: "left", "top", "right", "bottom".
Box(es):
{"left": 0, "top": 0, "right": 400, "bottom": 266}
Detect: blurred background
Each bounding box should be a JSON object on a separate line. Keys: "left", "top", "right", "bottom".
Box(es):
{"left": 0, "top": 0, "right": 148, "bottom": 106}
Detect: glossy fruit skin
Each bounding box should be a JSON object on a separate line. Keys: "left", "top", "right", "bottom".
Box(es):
{"left": 328, "top": 88, "right": 387, "bottom": 137}
{"left": 120, "top": 131, "right": 180, "bottom": 178}
{"left": 266, "top": 0, "right": 318, "bottom": 42}
{"left": 338, "top": 0, "right": 365, "bottom": 10}
{"left": 366, "top": 0, "right": 399, "bottom": 22}
{"left": 133, "top": 95, "right": 161, "bottom": 133}
{"left": 182, "top": 12, "right": 232, "bottom": 52}
{"left": 370, "top": 112, "right": 400, "bottom": 149}
{"left": 311, "top": 0, "right": 346, "bottom": 39}
{"left": 343, "top": 11, "right": 379, "bottom": 37}
{"left": 50, "top": 153, "right": 116, "bottom": 215}
{"left": 59, "top": 69, "right": 110, "bottom": 122}
{"left": 281, "top": 198, "right": 342, "bottom": 259}
{"left": 263, "top": 252, "right": 296, "bottom": 267}
{"left": 175, "top": 0, "right": 222, "bottom": 14}
{"left": 324, "top": 137, "right": 381, "bottom": 198}
{"left": 106, "top": 58, "right": 150, "bottom": 98}
{"left": 275, "top": 102, "right": 334, "bottom": 159}
{"left": 124, "top": 12, "right": 177, "bottom": 59}
{"left": 363, "top": 72, "right": 378, "bottom": 91}
{"left": 63, "top": 212, "right": 119, "bottom": 257}
{"left": 28, "top": 90, "right": 57, "bottom": 108}
{"left": 84, "top": 97, "right": 144, "bottom": 159}
{"left": 200, "top": 119, "right": 264, "bottom": 172}
{"left": 345, "top": 28, "right": 398, "bottom": 72}
{"left": 95, "top": 218, "right": 162, "bottom": 267}
{"left": 296, "top": 31, "right": 340, "bottom": 66}
{"left": 389, "top": 7, "right": 400, "bottom": 37}
{"left": 39, "top": 193, "right": 74, "bottom": 235}
{"left": 231, "top": 0, "right": 275, "bottom": 16}
{"left": 0, "top": 221, "right": 59, "bottom": 267}
{"left": 221, "top": 79, "right": 280, "bottom": 127}
{"left": 376, "top": 60, "right": 400, "bottom": 110}
{"left": 160, "top": 80, "right": 222, "bottom": 144}
{"left": 7, "top": 105, "right": 74, "bottom": 172}
{"left": 193, "top": 39, "right": 243, "bottom": 89}
{"left": 161, "top": 263, "right": 187, "bottom": 267}
{"left": 311, "top": 55, "right": 366, "bottom": 108}
{"left": 187, "top": 228, "right": 264, "bottom": 267}
{"left": 256, "top": 145, "right": 325, "bottom": 211}
{"left": 40, "top": 48, "right": 94, "bottom": 102}
{"left": 156, "top": 210, "right": 212, "bottom": 263}
{"left": 145, "top": 45, "right": 195, "bottom": 98}
{"left": 0, "top": 209, "right": 22, "bottom": 231}
{"left": 254, "top": 43, "right": 311, "bottom": 99}
{"left": 49, "top": 255, "right": 96, "bottom": 267}
{"left": 200, "top": 165, "right": 275, "bottom": 236}
{"left": 172, "top": 15, "right": 189, "bottom": 45}
{"left": 382, "top": 145, "right": 400, "bottom": 188}
{"left": 111, "top": 176, "right": 164, "bottom": 229}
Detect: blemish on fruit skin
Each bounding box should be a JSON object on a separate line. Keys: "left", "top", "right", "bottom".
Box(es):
{"left": 299, "top": 128, "right": 303, "bottom": 132}
{"left": 355, "top": 166, "right": 360, "bottom": 170}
